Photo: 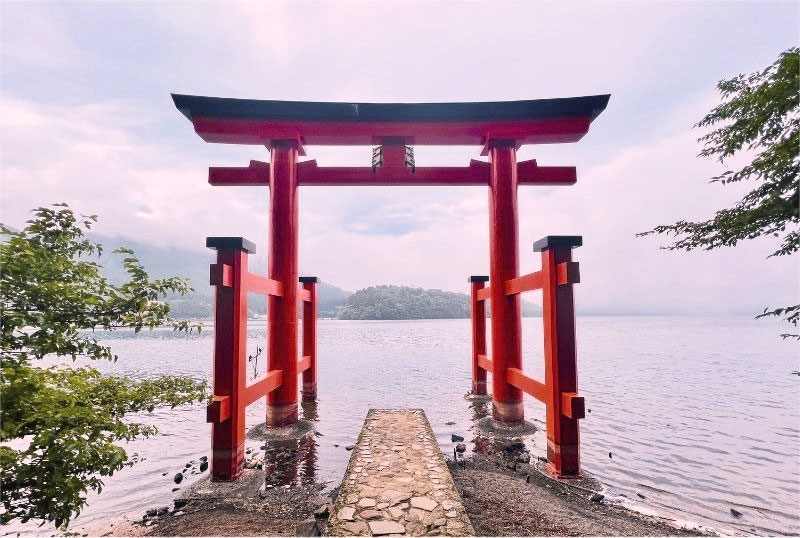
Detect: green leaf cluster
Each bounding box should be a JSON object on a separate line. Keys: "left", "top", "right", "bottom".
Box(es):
{"left": 0, "top": 204, "right": 207, "bottom": 528}
{"left": 640, "top": 48, "right": 799, "bottom": 337}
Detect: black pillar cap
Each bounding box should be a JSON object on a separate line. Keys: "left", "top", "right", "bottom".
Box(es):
{"left": 206, "top": 237, "right": 256, "bottom": 254}
{"left": 299, "top": 276, "right": 318, "bottom": 283}
{"left": 469, "top": 275, "right": 490, "bottom": 283}
{"left": 533, "top": 235, "right": 583, "bottom": 252}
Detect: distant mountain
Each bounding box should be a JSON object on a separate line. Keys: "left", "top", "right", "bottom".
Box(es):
{"left": 336, "top": 285, "right": 540, "bottom": 320}
{"left": 92, "top": 235, "right": 351, "bottom": 319}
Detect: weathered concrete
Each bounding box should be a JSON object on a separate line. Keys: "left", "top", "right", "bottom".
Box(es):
{"left": 327, "top": 409, "right": 474, "bottom": 537}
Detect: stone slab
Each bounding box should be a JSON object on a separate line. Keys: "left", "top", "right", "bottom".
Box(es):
{"left": 327, "top": 409, "right": 474, "bottom": 536}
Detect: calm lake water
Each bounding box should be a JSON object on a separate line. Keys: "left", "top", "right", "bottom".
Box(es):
{"left": 7, "top": 317, "right": 799, "bottom": 536}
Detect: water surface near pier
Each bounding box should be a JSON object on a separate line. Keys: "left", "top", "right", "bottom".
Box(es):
{"left": 8, "top": 316, "right": 799, "bottom": 536}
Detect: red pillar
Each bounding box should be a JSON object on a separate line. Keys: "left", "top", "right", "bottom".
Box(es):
{"left": 266, "top": 141, "right": 300, "bottom": 427}
{"left": 300, "top": 276, "right": 318, "bottom": 401}
{"left": 207, "top": 236, "right": 253, "bottom": 480}
{"left": 537, "top": 235, "right": 583, "bottom": 477}
{"left": 487, "top": 140, "right": 524, "bottom": 424}
{"left": 469, "top": 275, "right": 489, "bottom": 396}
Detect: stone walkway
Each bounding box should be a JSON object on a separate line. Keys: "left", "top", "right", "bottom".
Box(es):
{"left": 327, "top": 409, "right": 474, "bottom": 537}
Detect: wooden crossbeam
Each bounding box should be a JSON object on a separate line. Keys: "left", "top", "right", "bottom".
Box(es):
{"left": 476, "top": 287, "right": 492, "bottom": 302}
{"left": 477, "top": 354, "right": 492, "bottom": 372}
{"left": 208, "top": 158, "right": 576, "bottom": 187}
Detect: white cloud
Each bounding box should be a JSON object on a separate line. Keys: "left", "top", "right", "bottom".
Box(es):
{"left": 0, "top": 2, "right": 796, "bottom": 315}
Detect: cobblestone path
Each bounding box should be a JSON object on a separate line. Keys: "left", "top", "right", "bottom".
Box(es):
{"left": 327, "top": 409, "right": 474, "bottom": 537}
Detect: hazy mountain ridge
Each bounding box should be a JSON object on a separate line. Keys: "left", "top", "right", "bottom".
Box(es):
{"left": 90, "top": 235, "right": 541, "bottom": 320}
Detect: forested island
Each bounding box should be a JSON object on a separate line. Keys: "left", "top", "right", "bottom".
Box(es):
{"left": 335, "top": 285, "right": 540, "bottom": 320}
{"left": 337, "top": 285, "right": 468, "bottom": 320}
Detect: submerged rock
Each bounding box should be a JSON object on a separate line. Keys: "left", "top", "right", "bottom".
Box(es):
{"left": 173, "top": 472, "right": 184, "bottom": 484}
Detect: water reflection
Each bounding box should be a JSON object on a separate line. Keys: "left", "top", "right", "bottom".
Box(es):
{"left": 261, "top": 400, "right": 320, "bottom": 488}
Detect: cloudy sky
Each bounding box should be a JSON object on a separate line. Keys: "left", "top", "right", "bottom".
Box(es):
{"left": 1, "top": 1, "right": 797, "bottom": 314}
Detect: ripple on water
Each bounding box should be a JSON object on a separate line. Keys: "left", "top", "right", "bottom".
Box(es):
{"left": 7, "top": 316, "right": 799, "bottom": 536}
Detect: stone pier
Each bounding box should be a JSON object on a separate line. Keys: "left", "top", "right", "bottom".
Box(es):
{"left": 327, "top": 409, "right": 474, "bottom": 537}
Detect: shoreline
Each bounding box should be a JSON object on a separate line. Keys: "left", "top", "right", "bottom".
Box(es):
{"left": 110, "top": 445, "right": 713, "bottom": 537}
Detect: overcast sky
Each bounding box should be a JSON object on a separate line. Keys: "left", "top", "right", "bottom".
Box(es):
{"left": 1, "top": 1, "right": 797, "bottom": 314}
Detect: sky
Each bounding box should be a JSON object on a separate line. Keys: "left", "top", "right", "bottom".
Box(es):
{"left": 1, "top": 1, "right": 798, "bottom": 315}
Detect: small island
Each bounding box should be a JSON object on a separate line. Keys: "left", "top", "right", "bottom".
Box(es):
{"left": 335, "top": 285, "right": 540, "bottom": 320}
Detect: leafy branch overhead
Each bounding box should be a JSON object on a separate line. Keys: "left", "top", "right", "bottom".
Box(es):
{"left": 639, "top": 48, "right": 799, "bottom": 337}
{"left": 0, "top": 204, "right": 207, "bottom": 528}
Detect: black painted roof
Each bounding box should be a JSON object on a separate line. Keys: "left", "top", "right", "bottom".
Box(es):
{"left": 172, "top": 94, "right": 610, "bottom": 123}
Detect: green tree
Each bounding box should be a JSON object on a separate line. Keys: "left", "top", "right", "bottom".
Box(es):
{"left": 0, "top": 204, "right": 207, "bottom": 528}
{"left": 640, "top": 48, "right": 799, "bottom": 338}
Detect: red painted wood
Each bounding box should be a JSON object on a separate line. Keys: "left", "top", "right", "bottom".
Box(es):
{"left": 470, "top": 280, "right": 488, "bottom": 396}
{"left": 245, "top": 273, "right": 283, "bottom": 296}
{"left": 210, "top": 247, "right": 247, "bottom": 480}
{"left": 488, "top": 141, "right": 524, "bottom": 424}
{"left": 504, "top": 271, "right": 544, "bottom": 295}
{"left": 243, "top": 370, "right": 283, "bottom": 406}
{"left": 561, "top": 392, "right": 585, "bottom": 420}
{"left": 556, "top": 261, "right": 581, "bottom": 285}
{"left": 191, "top": 116, "right": 592, "bottom": 146}
{"left": 477, "top": 354, "right": 492, "bottom": 372}
{"left": 206, "top": 395, "right": 230, "bottom": 424}
{"left": 266, "top": 141, "right": 300, "bottom": 427}
{"left": 476, "top": 287, "right": 491, "bottom": 302}
{"left": 301, "top": 280, "right": 317, "bottom": 401}
{"left": 298, "top": 287, "right": 311, "bottom": 302}
{"left": 541, "top": 244, "right": 581, "bottom": 477}
{"left": 506, "top": 367, "right": 548, "bottom": 404}
{"left": 209, "top": 263, "right": 233, "bottom": 287}
{"left": 208, "top": 159, "right": 575, "bottom": 187}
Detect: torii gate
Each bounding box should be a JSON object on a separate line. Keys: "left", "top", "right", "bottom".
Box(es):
{"left": 173, "top": 93, "right": 609, "bottom": 480}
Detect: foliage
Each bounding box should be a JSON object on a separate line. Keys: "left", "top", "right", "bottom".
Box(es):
{"left": 0, "top": 204, "right": 207, "bottom": 528}
{"left": 639, "top": 48, "right": 799, "bottom": 338}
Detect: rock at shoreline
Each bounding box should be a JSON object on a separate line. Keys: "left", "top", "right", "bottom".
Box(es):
{"left": 173, "top": 472, "right": 184, "bottom": 484}
{"left": 295, "top": 518, "right": 320, "bottom": 536}
{"left": 451, "top": 434, "right": 465, "bottom": 442}
{"left": 313, "top": 503, "right": 329, "bottom": 519}
{"left": 456, "top": 443, "right": 467, "bottom": 453}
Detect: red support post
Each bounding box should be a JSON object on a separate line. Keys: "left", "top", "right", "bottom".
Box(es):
{"left": 206, "top": 236, "right": 254, "bottom": 481}
{"left": 469, "top": 275, "right": 489, "bottom": 396}
{"left": 487, "top": 140, "right": 524, "bottom": 424}
{"left": 537, "top": 235, "right": 583, "bottom": 477}
{"left": 300, "top": 276, "right": 318, "bottom": 401}
{"left": 266, "top": 140, "right": 300, "bottom": 427}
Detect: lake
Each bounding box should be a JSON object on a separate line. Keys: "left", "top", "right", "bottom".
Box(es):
{"left": 7, "top": 316, "right": 799, "bottom": 536}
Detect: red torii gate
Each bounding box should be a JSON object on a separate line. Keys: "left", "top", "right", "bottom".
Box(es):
{"left": 173, "top": 93, "right": 609, "bottom": 480}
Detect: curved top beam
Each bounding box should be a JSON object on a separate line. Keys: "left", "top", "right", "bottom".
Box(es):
{"left": 172, "top": 93, "right": 610, "bottom": 146}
